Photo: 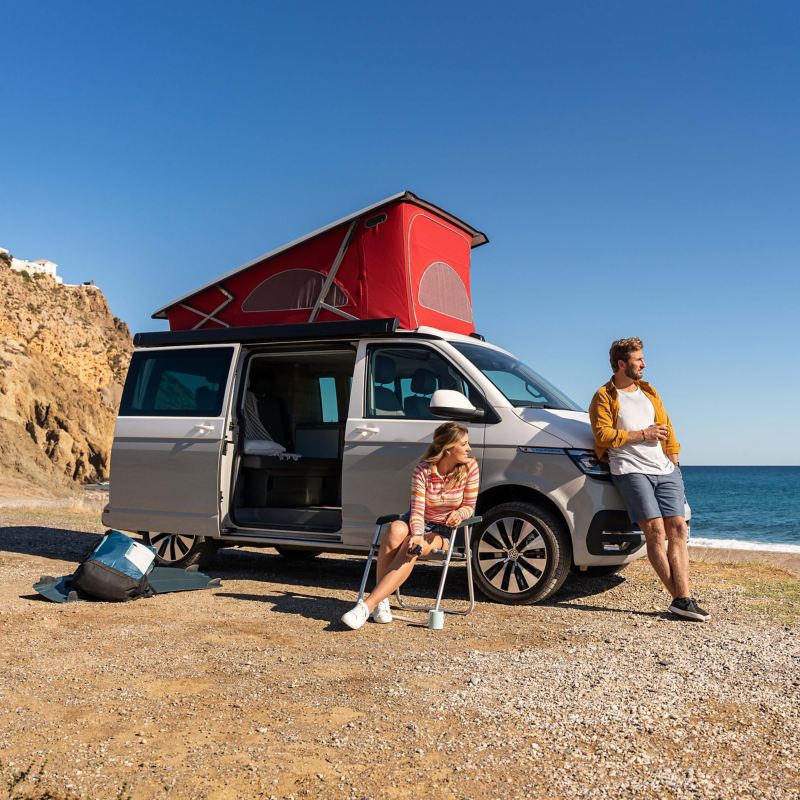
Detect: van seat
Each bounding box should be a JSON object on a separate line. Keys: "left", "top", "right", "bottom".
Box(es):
{"left": 249, "top": 376, "right": 292, "bottom": 448}
{"left": 373, "top": 355, "right": 404, "bottom": 416}
{"left": 403, "top": 368, "right": 436, "bottom": 418}
{"left": 242, "top": 391, "right": 286, "bottom": 456}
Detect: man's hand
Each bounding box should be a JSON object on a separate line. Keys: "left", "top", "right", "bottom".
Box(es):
{"left": 643, "top": 424, "right": 668, "bottom": 442}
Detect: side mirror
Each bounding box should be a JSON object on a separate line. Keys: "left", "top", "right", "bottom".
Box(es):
{"left": 429, "top": 389, "right": 484, "bottom": 421}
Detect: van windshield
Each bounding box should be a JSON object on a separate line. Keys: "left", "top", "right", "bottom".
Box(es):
{"left": 451, "top": 342, "right": 583, "bottom": 412}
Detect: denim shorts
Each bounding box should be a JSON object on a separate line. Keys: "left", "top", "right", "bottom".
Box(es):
{"left": 398, "top": 512, "right": 450, "bottom": 535}
{"left": 611, "top": 468, "right": 686, "bottom": 523}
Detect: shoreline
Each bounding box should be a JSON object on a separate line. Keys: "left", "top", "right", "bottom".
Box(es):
{"left": 1, "top": 493, "right": 798, "bottom": 577}
{"left": 688, "top": 543, "right": 800, "bottom": 576}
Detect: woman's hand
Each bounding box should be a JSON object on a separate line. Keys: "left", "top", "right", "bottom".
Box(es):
{"left": 444, "top": 511, "right": 462, "bottom": 528}
{"left": 407, "top": 534, "right": 425, "bottom": 555}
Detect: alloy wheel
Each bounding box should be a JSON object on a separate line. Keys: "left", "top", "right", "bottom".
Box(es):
{"left": 476, "top": 516, "right": 548, "bottom": 595}
{"left": 148, "top": 532, "right": 199, "bottom": 563}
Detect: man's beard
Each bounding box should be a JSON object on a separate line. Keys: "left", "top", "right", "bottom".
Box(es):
{"left": 624, "top": 363, "right": 642, "bottom": 380}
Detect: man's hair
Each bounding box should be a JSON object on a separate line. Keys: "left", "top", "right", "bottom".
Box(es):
{"left": 609, "top": 337, "right": 643, "bottom": 371}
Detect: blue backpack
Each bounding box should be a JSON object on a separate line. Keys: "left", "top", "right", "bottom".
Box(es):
{"left": 71, "top": 530, "right": 157, "bottom": 601}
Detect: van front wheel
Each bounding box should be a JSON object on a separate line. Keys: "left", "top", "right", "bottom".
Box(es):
{"left": 144, "top": 532, "right": 216, "bottom": 570}
{"left": 471, "top": 502, "right": 572, "bottom": 605}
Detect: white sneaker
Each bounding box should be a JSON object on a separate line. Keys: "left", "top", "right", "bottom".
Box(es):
{"left": 341, "top": 599, "right": 370, "bottom": 630}
{"left": 372, "top": 598, "right": 393, "bottom": 624}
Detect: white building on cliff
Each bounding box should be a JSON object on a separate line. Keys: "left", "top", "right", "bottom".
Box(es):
{"left": 0, "top": 247, "right": 64, "bottom": 284}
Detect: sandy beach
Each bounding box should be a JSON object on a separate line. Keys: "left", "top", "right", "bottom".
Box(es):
{"left": 1, "top": 498, "right": 798, "bottom": 800}
{"left": 689, "top": 543, "right": 800, "bottom": 576}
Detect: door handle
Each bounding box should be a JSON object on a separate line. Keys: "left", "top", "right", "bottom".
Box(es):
{"left": 354, "top": 424, "right": 380, "bottom": 437}
{"left": 196, "top": 423, "right": 215, "bottom": 434}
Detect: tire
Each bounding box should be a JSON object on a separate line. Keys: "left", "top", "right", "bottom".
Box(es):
{"left": 572, "top": 563, "right": 629, "bottom": 577}
{"left": 471, "top": 502, "right": 572, "bottom": 604}
{"left": 274, "top": 546, "right": 320, "bottom": 560}
{"left": 144, "top": 532, "right": 217, "bottom": 569}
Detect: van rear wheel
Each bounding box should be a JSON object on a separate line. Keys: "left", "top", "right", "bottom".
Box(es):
{"left": 144, "top": 533, "right": 216, "bottom": 569}
{"left": 471, "top": 502, "right": 572, "bottom": 605}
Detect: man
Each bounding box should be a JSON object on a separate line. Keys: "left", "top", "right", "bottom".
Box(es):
{"left": 589, "top": 337, "right": 709, "bottom": 621}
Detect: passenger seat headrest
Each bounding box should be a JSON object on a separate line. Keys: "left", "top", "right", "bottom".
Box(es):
{"left": 411, "top": 368, "right": 437, "bottom": 395}
{"left": 374, "top": 355, "right": 396, "bottom": 385}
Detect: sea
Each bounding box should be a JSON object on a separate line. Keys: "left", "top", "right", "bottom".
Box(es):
{"left": 682, "top": 466, "right": 800, "bottom": 552}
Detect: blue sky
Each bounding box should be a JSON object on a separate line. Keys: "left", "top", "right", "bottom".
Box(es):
{"left": 2, "top": 1, "right": 798, "bottom": 464}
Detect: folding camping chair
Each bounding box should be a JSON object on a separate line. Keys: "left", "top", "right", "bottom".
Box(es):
{"left": 355, "top": 513, "right": 482, "bottom": 629}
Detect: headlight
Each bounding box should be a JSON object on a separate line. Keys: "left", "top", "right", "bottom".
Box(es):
{"left": 566, "top": 449, "right": 611, "bottom": 480}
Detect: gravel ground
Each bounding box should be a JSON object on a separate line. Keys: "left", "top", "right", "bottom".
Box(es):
{"left": 0, "top": 506, "right": 798, "bottom": 800}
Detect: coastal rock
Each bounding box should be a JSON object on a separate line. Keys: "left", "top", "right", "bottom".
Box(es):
{"left": 0, "top": 265, "right": 133, "bottom": 493}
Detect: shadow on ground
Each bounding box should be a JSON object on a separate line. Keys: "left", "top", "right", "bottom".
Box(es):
{"left": 1, "top": 525, "right": 642, "bottom": 613}
{"left": 0, "top": 525, "right": 102, "bottom": 563}
{"left": 0, "top": 525, "right": 468, "bottom": 605}
{"left": 214, "top": 547, "right": 471, "bottom": 605}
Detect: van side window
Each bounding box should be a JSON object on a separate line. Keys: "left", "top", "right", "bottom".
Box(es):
{"left": 120, "top": 348, "right": 233, "bottom": 416}
{"left": 319, "top": 377, "right": 339, "bottom": 423}
{"left": 366, "top": 345, "right": 478, "bottom": 419}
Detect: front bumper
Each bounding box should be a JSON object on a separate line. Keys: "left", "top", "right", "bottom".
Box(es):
{"left": 586, "top": 510, "right": 644, "bottom": 556}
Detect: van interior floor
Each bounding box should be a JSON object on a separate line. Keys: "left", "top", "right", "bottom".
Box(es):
{"left": 232, "top": 506, "right": 342, "bottom": 533}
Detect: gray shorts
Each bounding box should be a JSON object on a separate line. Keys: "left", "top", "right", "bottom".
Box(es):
{"left": 611, "top": 468, "right": 686, "bottom": 523}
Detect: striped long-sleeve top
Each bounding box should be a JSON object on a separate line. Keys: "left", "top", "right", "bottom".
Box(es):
{"left": 408, "top": 459, "right": 480, "bottom": 536}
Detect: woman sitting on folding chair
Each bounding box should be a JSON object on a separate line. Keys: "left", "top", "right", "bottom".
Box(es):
{"left": 341, "top": 421, "right": 480, "bottom": 630}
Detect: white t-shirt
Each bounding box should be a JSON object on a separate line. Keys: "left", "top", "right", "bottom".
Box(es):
{"left": 609, "top": 387, "right": 675, "bottom": 476}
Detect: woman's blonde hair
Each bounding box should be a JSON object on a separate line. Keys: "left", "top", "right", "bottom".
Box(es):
{"left": 422, "top": 421, "right": 470, "bottom": 487}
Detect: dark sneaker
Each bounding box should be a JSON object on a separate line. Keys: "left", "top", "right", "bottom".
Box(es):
{"left": 669, "top": 596, "right": 710, "bottom": 621}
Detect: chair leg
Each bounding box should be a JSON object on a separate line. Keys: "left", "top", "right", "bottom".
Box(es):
{"left": 357, "top": 523, "right": 383, "bottom": 603}
{"left": 432, "top": 537, "right": 457, "bottom": 612}
{"left": 462, "top": 527, "right": 476, "bottom": 614}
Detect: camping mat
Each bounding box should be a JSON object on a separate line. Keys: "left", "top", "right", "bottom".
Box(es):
{"left": 33, "top": 567, "right": 221, "bottom": 603}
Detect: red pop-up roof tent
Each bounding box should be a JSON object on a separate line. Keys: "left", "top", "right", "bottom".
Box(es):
{"left": 152, "top": 191, "right": 488, "bottom": 335}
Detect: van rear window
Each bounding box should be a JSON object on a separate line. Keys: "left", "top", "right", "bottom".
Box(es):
{"left": 120, "top": 348, "right": 234, "bottom": 417}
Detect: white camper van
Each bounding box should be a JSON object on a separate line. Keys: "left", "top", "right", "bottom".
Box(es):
{"left": 102, "top": 192, "right": 654, "bottom": 604}
{"left": 101, "top": 318, "right": 651, "bottom": 604}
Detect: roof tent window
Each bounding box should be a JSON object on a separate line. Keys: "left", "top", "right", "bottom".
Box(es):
{"left": 418, "top": 261, "right": 473, "bottom": 322}
{"left": 242, "top": 269, "right": 350, "bottom": 312}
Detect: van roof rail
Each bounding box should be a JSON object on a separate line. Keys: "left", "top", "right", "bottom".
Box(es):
{"left": 133, "top": 317, "right": 400, "bottom": 348}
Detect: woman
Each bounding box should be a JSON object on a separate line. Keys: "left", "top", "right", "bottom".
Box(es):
{"left": 341, "top": 421, "right": 479, "bottom": 630}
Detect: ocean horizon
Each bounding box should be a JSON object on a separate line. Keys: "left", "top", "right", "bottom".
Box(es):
{"left": 681, "top": 466, "right": 800, "bottom": 553}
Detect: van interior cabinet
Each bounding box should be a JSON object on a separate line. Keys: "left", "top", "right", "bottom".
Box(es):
{"left": 241, "top": 456, "right": 340, "bottom": 507}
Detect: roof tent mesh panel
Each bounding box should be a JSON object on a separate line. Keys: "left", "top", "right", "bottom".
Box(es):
{"left": 242, "top": 269, "right": 350, "bottom": 312}
{"left": 417, "top": 262, "right": 473, "bottom": 322}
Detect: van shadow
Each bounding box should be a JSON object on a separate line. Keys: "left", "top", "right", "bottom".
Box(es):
{"left": 555, "top": 572, "right": 627, "bottom": 600}
{"left": 0, "top": 525, "right": 102, "bottom": 564}
{"left": 0, "top": 526, "right": 655, "bottom": 619}
{"left": 545, "top": 572, "right": 665, "bottom": 618}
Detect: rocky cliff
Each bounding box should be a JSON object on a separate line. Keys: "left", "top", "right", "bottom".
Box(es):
{"left": 0, "top": 265, "right": 133, "bottom": 496}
